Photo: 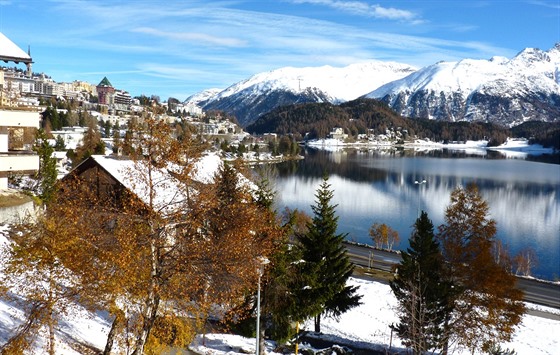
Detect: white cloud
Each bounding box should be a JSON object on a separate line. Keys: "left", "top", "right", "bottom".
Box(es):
{"left": 291, "top": 0, "right": 420, "bottom": 21}
{"left": 370, "top": 4, "right": 416, "bottom": 20}
{"left": 526, "top": 0, "right": 560, "bottom": 9}
{"left": 132, "top": 27, "right": 247, "bottom": 48}
{"left": 25, "top": 0, "right": 516, "bottom": 98}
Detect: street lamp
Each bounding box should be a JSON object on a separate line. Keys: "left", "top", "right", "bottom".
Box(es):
{"left": 256, "top": 256, "right": 270, "bottom": 355}
{"left": 414, "top": 179, "right": 427, "bottom": 217}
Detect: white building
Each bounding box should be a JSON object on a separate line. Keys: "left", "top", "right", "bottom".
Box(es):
{"left": 0, "top": 33, "right": 40, "bottom": 190}
{"left": 185, "top": 102, "right": 203, "bottom": 116}
{"left": 50, "top": 126, "right": 87, "bottom": 150}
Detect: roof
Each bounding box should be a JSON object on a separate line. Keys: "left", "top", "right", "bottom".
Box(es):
{"left": 97, "top": 77, "right": 113, "bottom": 87}
{"left": 0, "top": 32, "right": 32, "bottom": 64}
{"left": 71, "top": 153, "right": 222, "bottom": 216}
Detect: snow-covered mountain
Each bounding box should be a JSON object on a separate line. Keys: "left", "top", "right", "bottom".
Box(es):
{"left": 184, "top": 88, "right": 223, "bottom": 106}
{"left": 366, "top": 44, "right": 560, "bottom": 126}
{"left": 198, "top": 61, "right": 417, "bottom": 127}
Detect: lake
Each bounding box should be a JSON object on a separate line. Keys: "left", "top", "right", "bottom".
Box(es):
{"left": 272, "top": 147, "right": 560, "bottom": 281}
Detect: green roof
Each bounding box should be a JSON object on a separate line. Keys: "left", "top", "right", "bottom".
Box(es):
{"left": 98, "top": 76, "right": 113, "bottom": 87}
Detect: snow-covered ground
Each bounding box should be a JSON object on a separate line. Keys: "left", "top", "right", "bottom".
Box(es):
{"left": 307, "top": 137, "right": 556, "bottom": 158}
{"left": 1, "top": 224, "right": 559, "bottom": 355}
{"left": 190, "top": 277, "right": 560, "bottom": 355}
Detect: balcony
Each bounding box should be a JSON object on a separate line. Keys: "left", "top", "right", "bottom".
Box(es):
{"left": 0, "top": 109, "right": 40, "bottom": 128}
{"left": 0, "top": 152, "right": 39, "bottom": 173}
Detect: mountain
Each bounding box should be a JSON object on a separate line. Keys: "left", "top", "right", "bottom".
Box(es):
{"left": 198, "top": 61, "right": 417, "bottom": 127}
{"left": 247, "top": 97, "right": 516, "bottom": 147}
{"left": 184, "top": 88, "right": 222, "bottom": 106}
{"left": 365, "top": 44, "right": 560, "bottom": 126}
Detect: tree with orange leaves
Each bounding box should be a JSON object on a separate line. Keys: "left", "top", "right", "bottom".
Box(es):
{"left": 437, "top": 183, "right": 525, "bottom": 354}
{"left": 1, "top": 117, "right": 282, "bottom": 354}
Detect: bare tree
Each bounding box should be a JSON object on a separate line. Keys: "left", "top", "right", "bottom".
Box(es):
{"left": 514, "top": 247, "right": 538, "bottom": 277}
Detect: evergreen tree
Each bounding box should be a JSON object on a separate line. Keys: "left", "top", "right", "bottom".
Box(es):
{"left": 390, "top": 211, "right": 451, "bottom": 354}
{"left": 33, "top": 129, "right": 58, "bottom": 204}
{"left": 260, "top": 208, "right": 315, "bottom": 346}
{"left": 54, "top": 135, "right": 66, "bottom": 151}
{"left": 112, "top": 126, "right": 122, "bottom": 154}
{"left": 298, "top": 175, "right": 362, "bottom": 332}
{"left": 437, "top": 184, "right": 525, "bottom": 354}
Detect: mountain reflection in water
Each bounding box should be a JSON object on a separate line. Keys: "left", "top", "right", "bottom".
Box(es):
{"left": 273, "top": 148, "right": 560, "bottom": 281}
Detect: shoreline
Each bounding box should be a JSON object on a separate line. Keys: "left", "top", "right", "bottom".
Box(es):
{"left": 305, "top": 137, "right": 557, "bottom": 156}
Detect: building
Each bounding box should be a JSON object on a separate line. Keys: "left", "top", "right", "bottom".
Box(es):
{"left": 50, "top": 126, "right": 87, "bottom": 150}
{"left": 329, "top": 127, "right": 348, "bottom": 140}
{"left": 66, "top": 153, "right": 222, "bottom": 212}
{"left": 0, "top": 32, "right": 33, "bottom": 77}
{"left": 185, "top": 102, "right": 203, "bottom": 116}
{"left": 0, "top": 32, "right": 40, "bottom": 190}
{"left": 96, "top": 76, "right": 115, "bottom": 105}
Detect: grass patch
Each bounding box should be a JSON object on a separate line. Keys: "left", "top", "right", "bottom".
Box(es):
{"left": 353, "top": 265, "right": 394, "bottom": 283}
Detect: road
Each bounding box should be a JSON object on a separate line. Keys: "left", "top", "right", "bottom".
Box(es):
{"left": 344, "top": 241, "right": 560, "bottom": 310}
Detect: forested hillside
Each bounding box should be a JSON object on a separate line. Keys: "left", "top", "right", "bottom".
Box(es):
{"left": 247, "top": 98, "right": 559, "bottom": 148}
{"left": 511, "top": 121, "right": 560, "bottom": 150}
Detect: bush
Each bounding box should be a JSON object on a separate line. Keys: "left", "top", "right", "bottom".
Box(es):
{"left": 144, "top": 315, "right": 195, "bottom": 354}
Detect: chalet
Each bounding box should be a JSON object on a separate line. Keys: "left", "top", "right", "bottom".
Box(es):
{"left": 65, "top": 153, "right": 222, "bottom": 215}
{"left": 329, "top": 127, "right": 348, "bottom": 141}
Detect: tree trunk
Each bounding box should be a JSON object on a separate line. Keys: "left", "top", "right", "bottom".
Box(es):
{"left": 314, "top": 314, "right": 321, "bottom": 333}
{"left": 132, "top": 236, "right": 161, "bottom": 355}
{"left": 131, "top": 293, "right": 161, "bottom": 355}
{"left": 258, "top": 325, "right": 266, "bottom": 355}
{"left": 48, "top": 267, "right": 56, "bottom": 355}
{"left": 48, "top": 303, "right": 55, "bottom": 355}
{"left": 103, "top": 315, "right": 121, "bottom": 355}
{"left": 441, "top": 316, "right": 450, "bottom": 355}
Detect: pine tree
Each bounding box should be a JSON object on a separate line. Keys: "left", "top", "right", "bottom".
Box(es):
{"left": 261, "top": 208, "right": 314, "bottom": 346}
{"left": 390, "top": 211, "right": 451, "bottom": 354}
{"left": 298, "top": 175, "right": 362, "bottom": 333}
{"left": 33, "top": 128, "right": 58, "bottom": 204}
{"left": 54, "top": 135, "right": 65, "bottom": 151}
{"left": 437, "top": 184, "right": 525, "bottom": 353}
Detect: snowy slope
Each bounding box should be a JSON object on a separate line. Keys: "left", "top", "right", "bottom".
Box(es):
{"left": 200, "top": 61, "right": 417, "bottom": 127}
{"left": 207, "top": 61, "right": 417, "bottom": 104}
{"left": 366, "top": 43, "right": 560, "bottom": 125}
{"left": 184, "top": 88, "right": 222, "bottom": 106}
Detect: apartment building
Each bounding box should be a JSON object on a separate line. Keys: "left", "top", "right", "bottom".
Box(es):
{"left": 0, "top": 32, "right": 40, "bottom": 190}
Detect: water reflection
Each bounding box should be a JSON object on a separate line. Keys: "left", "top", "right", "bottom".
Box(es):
{"left": 274, "top": 148, "right": 560, "bottom": 280}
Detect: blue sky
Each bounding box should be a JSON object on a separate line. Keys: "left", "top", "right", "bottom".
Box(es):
{"left": 1, "top": 0, "right": 559, "bottom": 100}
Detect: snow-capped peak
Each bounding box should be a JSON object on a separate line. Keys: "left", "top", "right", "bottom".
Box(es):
{"left": 205, "top": 60, "right": 417, "bottom": 104}
{"left": 365, "top": 43, "right": 560, "bottom": 125}
{"left": 184, "top": 88, "right": 223, "bottom": 106}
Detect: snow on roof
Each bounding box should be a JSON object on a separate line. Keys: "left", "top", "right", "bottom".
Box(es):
{"left": 0, "top": 32, "right": 32, "bottom": 62}
{"left": 90, "top": 152, "right": 222, "bottom": 216}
